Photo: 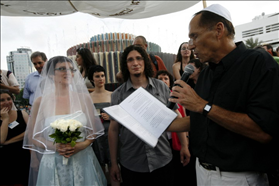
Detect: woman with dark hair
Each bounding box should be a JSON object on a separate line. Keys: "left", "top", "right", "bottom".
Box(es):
{"left": 76, "top": 47, "right": 97, "bottom": 89}
{"left": 88, "top": 65, "right": 120, "bottom": 186}
{"left": 23, "top": 56, "right": 106, "bottom": 186}
{"left": 172, "top": 42, "right": 195, "bottom": 80}
{"left": 0, "top": 90, "right": 30, "bottom": 186}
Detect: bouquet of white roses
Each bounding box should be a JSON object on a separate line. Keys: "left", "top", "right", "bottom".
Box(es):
{"left": 49, "top": 119, "right": 83, "bottom": 165}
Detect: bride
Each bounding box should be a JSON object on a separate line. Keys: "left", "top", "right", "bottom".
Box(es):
{"left": 23, "top": 56, "right": 107, "bottom": 186}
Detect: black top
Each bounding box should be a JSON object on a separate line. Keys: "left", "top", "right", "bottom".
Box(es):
{"left": 0, "top": 110, "right": 30, "bottom": 185}
{"left": 190, "top": 42, "right": 279, "bottom": 172}
{"left": 179, "top": 61, "right": 184, "bottom": 76}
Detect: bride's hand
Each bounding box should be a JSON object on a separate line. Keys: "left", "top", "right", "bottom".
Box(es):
{"left": 70, "top": 141, "right": 89, "bottom": 155}
{"left": 68, "top": 139, "right": 93, "bottom": 157}
{"left": 57, "top": 143, "right": 75, "bottom": 158}
{"left": 57, "top": 139, "right": 92, "bottom": 157}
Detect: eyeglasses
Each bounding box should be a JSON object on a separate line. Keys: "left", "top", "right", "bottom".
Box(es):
{"left": 126, "top": 56, "right": 144, "bottom": 63}
{"left": 76, "top": 47, "right": 85, "bottom": 53}
{"left": 188, "top": 38, "right": 194, "bottom": 46}
{"left": 181, "top": 47, "right": 189, "bottom": 51}
{"left": 55, "top": 67, "right": 77, "bottom": 72}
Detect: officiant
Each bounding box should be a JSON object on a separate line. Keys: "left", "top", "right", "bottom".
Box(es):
{"left": 108, "top": 45, "right": 189, "bottom": 186}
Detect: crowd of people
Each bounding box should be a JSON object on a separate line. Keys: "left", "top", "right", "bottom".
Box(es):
{"left": 1, "top": 4, "right": 279, "bottom": 186}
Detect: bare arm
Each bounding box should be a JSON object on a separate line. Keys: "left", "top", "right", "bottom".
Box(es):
{"left": 108, "top": 120, "right": 121, "bottom": 182}
{"left": 0, "top": 107, "right": 10, "bottom": 144}
{"left": 169, "top": 80, "right": 272, "bottom": 144}
{"left": 0, "top": 84, "right": 20, "bottom": 95}
{"left": 22, "top": 110, "right": 29, "bottom": 124}
{"left": 3, "top": 132, "right": 25, "bottom": 145}
{"left": 26, "top": 97, "right": 49, "bottom": 149}
{"left": 57, "top": 139, "right": 94, "bottom": 158}
{"left": 172, "top": 62, "right": 182, "bottom": 80}
{"left": 167, "top": 117, "right": 190, "bottom": 132}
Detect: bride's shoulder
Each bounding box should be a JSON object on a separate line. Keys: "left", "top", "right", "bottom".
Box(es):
{"left": 33, "top": 96, "right": 42, "bottom": 105}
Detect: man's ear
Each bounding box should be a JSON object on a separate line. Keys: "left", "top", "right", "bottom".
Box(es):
{"left": 144, "top": 44, "right": 148, "bottom": 50}
{"left": 215, "top": 22, "right": 225, "bottom": 39}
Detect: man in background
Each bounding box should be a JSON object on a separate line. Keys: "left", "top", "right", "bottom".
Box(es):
{"left": 23, "top": 51, "right": 47, "bottom": 105}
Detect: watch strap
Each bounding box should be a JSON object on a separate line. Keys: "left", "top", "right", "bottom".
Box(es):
{"left": 202, "top": 102, "right": 212, "bottom": 117}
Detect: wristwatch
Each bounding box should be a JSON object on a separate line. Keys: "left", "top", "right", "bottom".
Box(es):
{"left": 202, "top": 103, "right": 212, "bottom": 117}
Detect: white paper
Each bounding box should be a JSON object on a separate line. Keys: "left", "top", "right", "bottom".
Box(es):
{"left": 104, "top": 87, "right": 177, "bottom": 147}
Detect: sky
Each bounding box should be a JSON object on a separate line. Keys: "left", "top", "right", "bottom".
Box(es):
{"left": 1, "top": 1, "right": 279, "bottom": 70}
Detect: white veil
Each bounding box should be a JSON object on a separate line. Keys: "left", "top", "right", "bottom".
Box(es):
{"left": 23, "top": 56, "right": 104, "bottom": 154}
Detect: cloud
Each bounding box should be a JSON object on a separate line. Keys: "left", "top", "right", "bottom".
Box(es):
{"left": 1, "top": 1, "right": 279, "bottom": 70}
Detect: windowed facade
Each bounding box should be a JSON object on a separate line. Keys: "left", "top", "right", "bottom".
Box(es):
{"left": 6, "top": 48, "right": 35, "bottom": 89}
{"left": 235, "top": 12, "right": 279, "bottom": 49}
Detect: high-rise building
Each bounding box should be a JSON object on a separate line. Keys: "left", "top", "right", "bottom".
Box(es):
{"left": 6, "top": 47, "right": 35, "bottom": 89}
{"left": 235, "top": 12, "right": 279, "bottom": 49}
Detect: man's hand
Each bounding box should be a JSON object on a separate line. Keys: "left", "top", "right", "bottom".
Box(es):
{"left": 169, "top": 80, "right": 206, "bottom": 113}
{"left": 180, "top": 145, "right": 191, "bottom": 166}
{"left": 110, "top": 163, "right": 121, "bottom": 183}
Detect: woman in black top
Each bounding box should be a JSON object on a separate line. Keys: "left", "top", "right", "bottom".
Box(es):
{"left": 89, "top": 65, "right": 120, "bottom": 186}
{"left": 172, "top": 42, "right": 195, "bottom": 80}
{"left": 0, "top": 90, "right": 30, "bottom": 186}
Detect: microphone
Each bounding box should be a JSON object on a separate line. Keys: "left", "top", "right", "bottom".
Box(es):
{"left": 167, "top": 64, "right": 195, "bottom": 109}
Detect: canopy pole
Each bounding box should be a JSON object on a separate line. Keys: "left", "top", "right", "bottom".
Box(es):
{"left": 202, "top": 0, "right": 207, "bottom": 8}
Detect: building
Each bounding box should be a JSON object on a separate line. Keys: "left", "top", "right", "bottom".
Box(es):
{"left": 6, "top": 47, "right": 35, "bottom": 89}
{"left": 67, "top": 32, "right": 176, "bottom": 85}
{"left": 235, "top": 12, "right": 279, "bottom": 49}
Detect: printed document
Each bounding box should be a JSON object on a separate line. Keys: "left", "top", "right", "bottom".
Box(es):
{"left": 103, "top": 87, "right": 177, "bottom": 147}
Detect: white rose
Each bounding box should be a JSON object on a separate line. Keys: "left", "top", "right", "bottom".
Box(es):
{"left": 60, "top": 122, "right": 69, "bottom": 132}
{"left": 68, "top": 119, "right": 82, "bottom": 132}
{"left": 50, "top": 119, "right": 60, "bottom": 129}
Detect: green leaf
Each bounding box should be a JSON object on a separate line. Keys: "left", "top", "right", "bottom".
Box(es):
{"left": 49, "top": 134, "right": 56, "bottom": 138}
{"left": 71, "top": 141, "right": 76, "bottom": 147}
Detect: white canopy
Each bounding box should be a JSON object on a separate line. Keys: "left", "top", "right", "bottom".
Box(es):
{"left": 1, "top": 1, "right": 200, "bottom": 19}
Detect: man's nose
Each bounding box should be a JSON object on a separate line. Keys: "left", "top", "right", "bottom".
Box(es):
{"left": 188, "top": 44, "right": 194, "bottom": 50}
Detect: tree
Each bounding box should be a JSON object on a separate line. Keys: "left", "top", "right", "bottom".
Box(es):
{"left": 15, "top": 88, "right": 29, "bottom": 107}
{"left": 245, "top": 37, "right": 263, "bottom": 49}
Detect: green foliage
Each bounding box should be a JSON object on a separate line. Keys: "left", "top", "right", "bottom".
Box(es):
{"left": 49, "top": 128, "right": 82, "bottom": 147}
{"left": 245, "top": 37, "right": 263, "bottom": 49}
{"left": 15, "top": 88, "right": 29, "bottom": 106}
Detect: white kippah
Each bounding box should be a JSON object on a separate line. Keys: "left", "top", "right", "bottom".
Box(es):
{"left": 202, "top": 4, "right": 232, "bottom": 22}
